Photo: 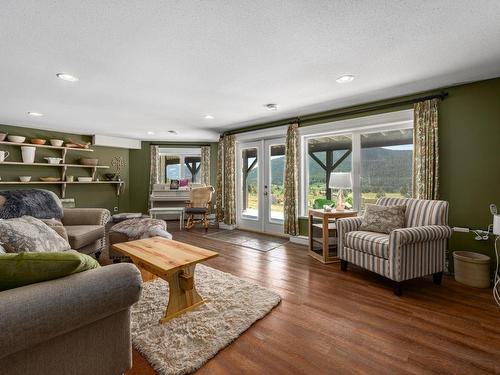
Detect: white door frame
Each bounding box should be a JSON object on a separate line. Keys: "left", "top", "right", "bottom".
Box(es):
{"left": 235, "top": 137, "right": 286, "bottom": 235}
{"left": 236, "top": 140, "right": 263, "bottom": 232}
{"left": 263, "top": 138, "right": 286, "bottom": 235}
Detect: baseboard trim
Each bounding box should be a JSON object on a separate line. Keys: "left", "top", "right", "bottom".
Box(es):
{"left": 289, "top": 235, "right": 309, "bottom": 246}
{"left": 218, "top": 222, "right": 236, "bottom": 230}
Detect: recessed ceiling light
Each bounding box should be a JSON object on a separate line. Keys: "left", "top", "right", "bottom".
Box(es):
{"left": 147, "top": 131, "right": 155, "bottom": 135}
{"left": 204, "top": 115, "right": 214, "bottom": 120}
{"left": 336, "top": 74, "right": 355, "bottom": 83}
{"left": 265, "top": 103, "right": 278, "bottom": 111}
{"left": 56, "top": 73, "right": 79, "bottom": 82}
{"left": 28, "top": 112, "right": 43, "bottom": 117}
{"left": 168, "top": 130, "right": 178, "bottom": 135}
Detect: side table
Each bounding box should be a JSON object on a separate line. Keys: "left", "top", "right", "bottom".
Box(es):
{"left": 308, "top": 209, "right": 358, "bottom": 264}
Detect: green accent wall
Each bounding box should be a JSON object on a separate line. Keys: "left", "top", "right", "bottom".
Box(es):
{"left": 128, "top": 141, "right": 218, "bottom": 214}
{"left": 293, "top": 77, "right": 500, "bottom": 270}
{"left": 0, "top": 124, "right": 130, "bottom": 213}
{"left": 2, "top": 77, "right": 499, "bottom": 271}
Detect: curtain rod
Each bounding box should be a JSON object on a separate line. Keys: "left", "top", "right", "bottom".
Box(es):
{"left": 224, "top": 91, "right": 448, "bottom": 136}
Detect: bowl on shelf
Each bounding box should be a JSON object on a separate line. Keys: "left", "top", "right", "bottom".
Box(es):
{"left": 44, "top": 157, "right": 63, "bottom": 164}
{"left": 77, "top": 177, "right": 93, "bottom": 182}
{"left": 0, "top": 133, "right": 7, "bottom": 141}
{"left": 19, "top": 176, "right": 31, "bottom": 182}
{"left": 7, "top": 135, "right": 26, "bottom": 143}
{"left": 31, "top": 138, "right": 46, "bottom": 145}
{"left": 40, "top": 177, "right": 61, "bottom": 182}
{"left": 49, "top": 139, "right": 64, "bottom": 147}
{"left": 80, "top": 158, "right": 99, "bottom": 166}
{"left": 103, "top": 173, "right": 117, "bottom": 181}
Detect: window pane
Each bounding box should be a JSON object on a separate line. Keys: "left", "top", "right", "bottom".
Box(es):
{"left": 269, "top": 144, "right": 285, "bottom": 222}
{"left": 184, "top": 156, "right": 201, "bottom": 183}
{"left": 307, "top": 135, "right": 352, "bottom": 209}
{"left": 360, "top": 129, "right": 413, "bottom": 209}
{"left": 165, "top": 157, "right": 180, "bottom": 180}
{"left": 241, "top": 148, "right": 259, "bottom": 218}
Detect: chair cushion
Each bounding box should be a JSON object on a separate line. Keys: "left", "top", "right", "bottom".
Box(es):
{"left": 185, "top": 207, "right": 208, "bottom": 214}
{"left": 0, "top": 251, "right": 99, "bottom": 291}
{"left": 345, "top": 231, "right": 390, "bottom": 259}
{"left": 359, "top": 204, "right": 406, "bottom": 234}
{"left": 65, "top": 225, "right": 104, "bottom": 250}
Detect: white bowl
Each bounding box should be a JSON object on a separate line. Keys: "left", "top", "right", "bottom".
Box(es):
{"left": 44, "top": 157, "right": 63, "bottom": 164}
{"left": 77, "top": 177, "right": 93, "bottom": 182}
{"left": 8, "top": 135, "right": 26, "bottom": 143}
{"left": 19, "top": 176, "right": 31, "bottom": 182}
{"left": 50, "top": 139, "right": 64, "bottom": 147}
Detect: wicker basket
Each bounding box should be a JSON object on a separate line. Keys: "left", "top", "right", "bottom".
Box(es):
{"left": 453, "top": 251, "right": 491, "bottom": 288}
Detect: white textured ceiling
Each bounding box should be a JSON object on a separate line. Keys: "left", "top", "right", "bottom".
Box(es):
{"left": 1, "top": 0, "right": 500, "bottom": 142}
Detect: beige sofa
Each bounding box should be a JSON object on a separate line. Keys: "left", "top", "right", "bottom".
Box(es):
{"left": 0, "top": 263, "right": 142, "bottom": 375}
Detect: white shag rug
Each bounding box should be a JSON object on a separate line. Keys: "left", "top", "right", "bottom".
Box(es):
{"left": 131, "top": 264, "right": 281, "bottom": 375}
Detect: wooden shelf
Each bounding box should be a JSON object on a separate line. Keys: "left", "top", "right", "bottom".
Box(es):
{"left": 0, "top": 140, "right": 93, "bottom": 152}
{"left": 0, "top": 141, "right": 124, "bottom": 198}
{"left": 312, "top": 223, "right": 337, "bottom": 230}
{"left": 0, "top": 180, "right": 124, "bottom": 198}
{"left": 0, "top": 161, "right": 109, "bottom": 168}
{"left": 0, "top": 181, "right": 123, "bottom": 185}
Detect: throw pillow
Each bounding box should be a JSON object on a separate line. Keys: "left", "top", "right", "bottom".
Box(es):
{"left": 0, "top": 251, "right": 100, "bottom": 291}
{"left": 359, "top": 204, "right": 406, "bottom": 234}
{"left": 0, "top": 216, "right": 71, "bottom": 253}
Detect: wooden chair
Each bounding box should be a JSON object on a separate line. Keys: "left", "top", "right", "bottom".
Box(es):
{"left": 185, "top": 186, "right": 214, "bottom": 231}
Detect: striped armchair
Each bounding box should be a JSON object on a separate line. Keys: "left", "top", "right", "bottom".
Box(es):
{"left": 336, "top": 198, "right": 453, "bottom": 295}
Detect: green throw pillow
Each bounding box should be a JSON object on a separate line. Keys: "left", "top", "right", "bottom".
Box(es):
{"left": 0, "top": 251, "right": 100, "bottom": 291}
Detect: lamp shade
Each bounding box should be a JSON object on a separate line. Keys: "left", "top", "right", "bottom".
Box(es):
{"left": 329, "top": 172, "right": 352, "bottom": 189}
{"left": 493, "top": 214, "right": 500, "bottom": 235}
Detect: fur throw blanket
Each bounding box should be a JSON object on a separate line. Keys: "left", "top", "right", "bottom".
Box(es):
{"left": 111, "top": 218, "right": 172, "bottom": 240}
{"left": 0, "top": 189, "right": 64, "bottom": 220}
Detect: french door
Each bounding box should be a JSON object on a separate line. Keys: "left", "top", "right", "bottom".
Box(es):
{"left": 236, "top": 138, "right": 286, "bottom": 235}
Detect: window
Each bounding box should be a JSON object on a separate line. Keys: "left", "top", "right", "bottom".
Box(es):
{"left": 241, "top": 147, "right": 259, "bottom": 218}
{"left": 159, "top": 148, "right": 202, "bottom": 183}
{"left": 360, "top": 129, "right": 413, "bottom": 209}
{"left": 300, "top": 110, "right": 413, "bottom": 215}
{"left": 306, "top": 134, "right": 352, "bottom": 209}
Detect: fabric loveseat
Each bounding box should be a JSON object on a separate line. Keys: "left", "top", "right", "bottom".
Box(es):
{"left": 0, "top": 263, "right": 142, "bottom": 375}
{"left": 336, "top": 197, "right": 453, "bottom": 295}
{"left": 0, "top": 190, "right": 110, "bottom": 257}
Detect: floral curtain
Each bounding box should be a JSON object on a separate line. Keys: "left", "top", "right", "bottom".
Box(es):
{"left": 149, "top": 145, "right": 160, "bottom": 207}
{"left": 159, "top": 155, "right": 166, "bottom": 183}
{"left": 200, "top": 146, "right": 211, "bottom": 186}
{"left": 215, "top": 138, "right": 224, "bottom": 222}
{"left": 413, "top": 99, "right": 440, "bottom": 200}
{"left": 283, "top": 123, "right": 299, "bottom": 235}
{"left": 223, "top": 134, "right": 236, "bottom": 225}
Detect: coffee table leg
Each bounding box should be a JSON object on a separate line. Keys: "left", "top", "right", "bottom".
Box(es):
{"left": 160, "top": 264, "right": 206, "bottom": 324}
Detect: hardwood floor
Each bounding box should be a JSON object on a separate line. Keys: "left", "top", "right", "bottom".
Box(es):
{"left": 125, "top": 226, "right": 500, "bottom": 375}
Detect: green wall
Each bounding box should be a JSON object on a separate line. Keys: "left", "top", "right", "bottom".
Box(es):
{"left": 2, "top": 77, "right": 499, "bottom": 270}
{"left": 290, "top": 77, "right": 500, "bottom": 269}
{"left": 0, "top": 124, "right": 130, "bottom": 213}
{"left": 128, "top": 141, "right": 218, "bottom": 214}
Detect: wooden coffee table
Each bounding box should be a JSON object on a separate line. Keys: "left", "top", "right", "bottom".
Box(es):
{"left": 112, "top": 236, "right": 218, "bottom": 323}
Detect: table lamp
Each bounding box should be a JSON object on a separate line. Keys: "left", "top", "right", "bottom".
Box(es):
{"left": 329, "top": 172, "right": 352, "bottom": 211}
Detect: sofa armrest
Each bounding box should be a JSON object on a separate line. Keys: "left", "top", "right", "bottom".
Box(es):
{"left": 390, "top": 225, "right": 453, "bottom": 246}
{"left": 336, "top": 216, "right": 363, "bottom": 250}
{"left": 0, "top": 263, "right": 142, "bottom": 359}
{"left": 62, "top": 208, "right": 111, "bottom": 226}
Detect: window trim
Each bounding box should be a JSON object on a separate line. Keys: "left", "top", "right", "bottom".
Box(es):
{"left": 299, "top": 110, "right": 414, "bottom": 216}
